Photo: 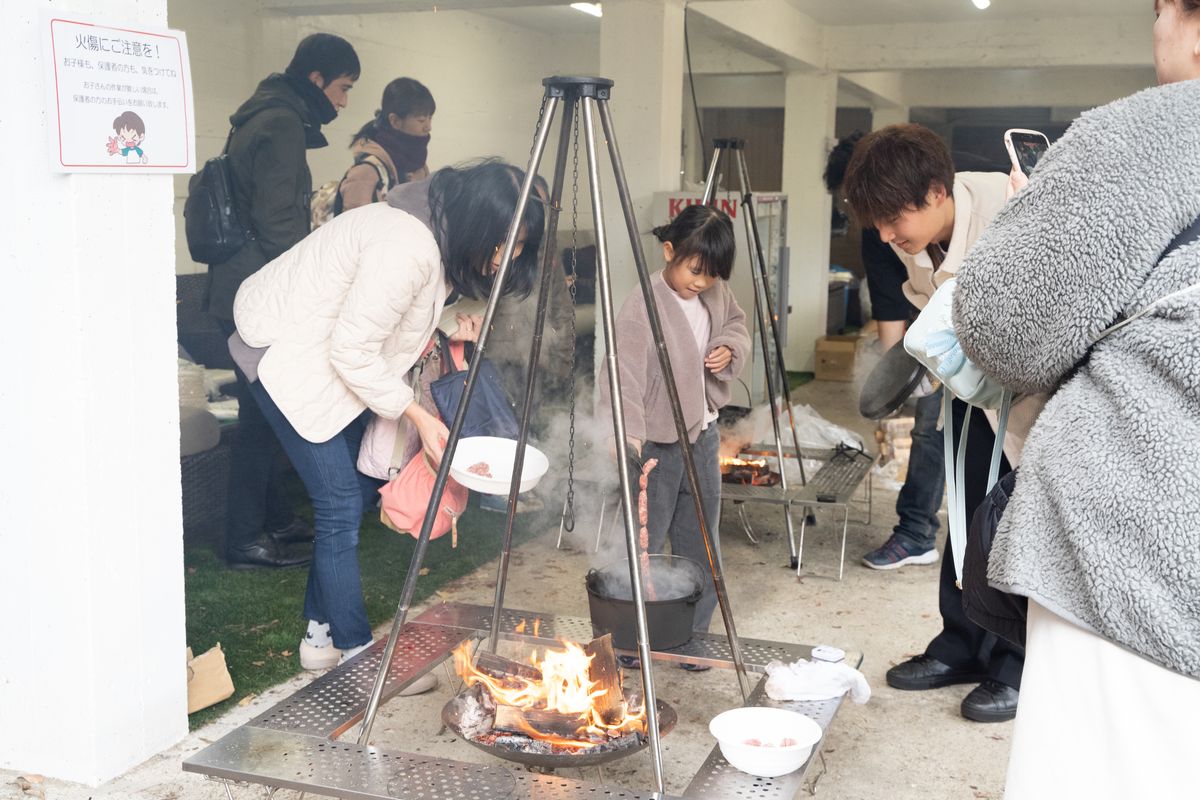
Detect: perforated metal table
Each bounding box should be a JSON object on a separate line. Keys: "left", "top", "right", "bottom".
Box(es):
{"left": 183, "top": 602, "right": 861, "bottom": 799}
{"left": 730, "top": 444, "right": 876, "bottom": 579}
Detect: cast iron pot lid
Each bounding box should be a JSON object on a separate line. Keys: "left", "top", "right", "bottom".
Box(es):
{"left": 859, "top": 339, "right": 927, "bottom": 420}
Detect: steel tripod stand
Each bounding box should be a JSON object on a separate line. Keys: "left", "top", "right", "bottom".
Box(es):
{"left": 357, "top": 76, "right": 752, "bottom": 795}
{"left": 701, "top": 137, "right": 811, "bottom": 569}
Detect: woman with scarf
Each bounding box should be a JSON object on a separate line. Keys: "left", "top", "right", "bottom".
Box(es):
{"left": 340, "top": 78, "right": 435, "bottom": 210}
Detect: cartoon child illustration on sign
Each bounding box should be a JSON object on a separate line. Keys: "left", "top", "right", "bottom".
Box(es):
{"left": 106, "top": 111, "right": 148, "bottom": 164}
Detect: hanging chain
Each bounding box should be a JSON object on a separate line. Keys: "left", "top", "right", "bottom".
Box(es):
{"left": 562, "top": 105, "right": 581, "bottom": 533}
{"left": 530, "top": 95, "right": 548, "bottom": 164}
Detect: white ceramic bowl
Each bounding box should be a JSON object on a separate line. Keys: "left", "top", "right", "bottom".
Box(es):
{"left": 708, "top": 707, "right": 823, "bottom": 778}
{"left": 449, "top": 437, "right": 550, "bottom": 495}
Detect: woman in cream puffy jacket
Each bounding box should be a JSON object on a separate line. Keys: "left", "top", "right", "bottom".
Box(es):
{"left": 232, "top": 160, "right": 543, "bottom": 666}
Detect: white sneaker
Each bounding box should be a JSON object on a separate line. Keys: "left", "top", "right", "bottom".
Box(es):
{"left": 337, "top": 640, "right": 375, "bottom": 666}
{"left": 398, "top": 671, "right": 439, "bottom": 696}
{"left": 300, "top": 640, "right": 341, "bottom": 670}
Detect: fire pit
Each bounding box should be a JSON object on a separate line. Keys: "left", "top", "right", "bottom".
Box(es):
{"left": 442, "top": 636, "right": 677, "bottom": 769}
{"left": 720, "top": 456, "right": 780, "bottom": 487}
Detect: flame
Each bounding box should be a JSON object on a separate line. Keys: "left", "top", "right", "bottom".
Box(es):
{"left": 512, "top": 617, "right": 542, "bottom": 638}
{"left": 720, "top": 456, "right": 767, "bottom": 468}
{"left": 453, "top": 641, "right": 645, "bottom": 747}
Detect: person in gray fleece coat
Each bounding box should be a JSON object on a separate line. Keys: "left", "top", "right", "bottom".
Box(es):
{"left": 953, "top": 14, "right": 1200, "bottom": 790}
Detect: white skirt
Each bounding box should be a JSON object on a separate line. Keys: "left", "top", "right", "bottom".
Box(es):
{"left": 1004, "top": 600, "right": 1200, "bottom": 799}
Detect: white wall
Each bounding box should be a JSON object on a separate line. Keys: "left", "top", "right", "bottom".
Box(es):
{"left": 0, "top": 0, "right": 186, "bottom": 784}
{"left": 170, "top": 0, "right": 263, "bottom": 275}
{"left": 287, "top": 11, "right": 599, "bottom": 189}
{"left": 171, "top": 5, "right": 599, "bottom": 275}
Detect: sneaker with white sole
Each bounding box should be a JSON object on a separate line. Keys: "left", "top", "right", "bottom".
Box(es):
{"left": 398, "top": 671, "right": 439, "bottom": 696}
{"left": 300, "top": 640, "right": 341, "bottom": 670}
{"left": 862, "top": 534, "right": 939, "bottom": 570}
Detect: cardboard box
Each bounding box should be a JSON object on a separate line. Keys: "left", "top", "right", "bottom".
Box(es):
{"left": 187, "top": 643, "right": 235, "bottom": 714}
{"left": 814, "top": 335, "right": 859, "bottom": 382}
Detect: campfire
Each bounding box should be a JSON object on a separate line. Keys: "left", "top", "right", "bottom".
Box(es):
{"left": 443, "top": 634, "right": 676, "bottom": 768}
{"left": 720, "top": 456, "right": 780, "bottom": 487}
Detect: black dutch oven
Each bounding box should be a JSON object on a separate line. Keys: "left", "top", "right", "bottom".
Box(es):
{"left": 585, "top": 554, "right": 705, "bottom": 651}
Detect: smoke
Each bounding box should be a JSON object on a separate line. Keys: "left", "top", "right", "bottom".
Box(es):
{"left": 588, "top": 555, "right": 705, "bottom": 603}
{"left": 527, "top": 380, "right": 621, "bottom": 554}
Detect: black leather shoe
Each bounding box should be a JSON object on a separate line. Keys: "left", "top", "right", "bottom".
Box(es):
{"left": 961, "top": 679, "right": 1019, "bottom": 722}
{"left": 268, "top": 518, "right": 315, "bottom": 545}
{"left": 886, "top": 654, "right": 988, "bottom": 691}
{"left": 226, "top": 539, "right": 311, "bottom": 570}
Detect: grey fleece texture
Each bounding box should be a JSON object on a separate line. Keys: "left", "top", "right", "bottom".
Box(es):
{"left": 953, "top": 79, "right": 1200, "bottom": 679}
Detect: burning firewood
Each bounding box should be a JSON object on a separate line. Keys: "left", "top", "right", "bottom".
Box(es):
{"left": 494, "top": 705, "right": 595, "bottom": 740}
{"left": 449, "top": 634, "right": 646, "bottom": 750}
{"left": 584, "top": 634, "right": 624, "bottom": 725}
{"left": 475, "top": 651, "right": 543, "bottom": 683}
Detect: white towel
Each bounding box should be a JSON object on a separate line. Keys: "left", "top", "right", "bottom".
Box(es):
{"left": 764, "top": 659, "right": 871, "bottom": 704}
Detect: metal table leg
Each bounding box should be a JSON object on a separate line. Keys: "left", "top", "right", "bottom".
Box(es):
{"left": 735, "top": 503, "right": 758, "bottom": 545}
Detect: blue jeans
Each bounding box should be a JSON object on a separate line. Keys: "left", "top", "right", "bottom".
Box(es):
{"left": 247, "top": 380, "right": 382, "bottom": 650}
{"left": 892, "top": 386, "right": 945, "bottom": 553}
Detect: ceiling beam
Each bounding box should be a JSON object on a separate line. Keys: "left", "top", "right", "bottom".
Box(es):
{"left": 263, "top": 0, "right": 568, "bottom": 13}
{"left": 878, "top": 67, "right": 1156, "bottom": 109}
{"left": 827, "top": 15, "right": 1152, "bottom": 72}
{"left": 688, "top": 0, "right": 825, "bottom": 71}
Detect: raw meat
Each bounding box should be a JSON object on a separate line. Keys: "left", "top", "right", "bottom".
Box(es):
{"left": 638, "top": 458, "right": 659, "bottom": 601}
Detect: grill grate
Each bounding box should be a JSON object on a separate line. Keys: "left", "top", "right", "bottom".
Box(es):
{"left": 185, "top": 604, "right": 858, "bottom": 800}
{"left": 248, "top": 624, "right": 469, "bottom": 737}
{"left": 184, "top": 727, "right": 682, "bottom": 799}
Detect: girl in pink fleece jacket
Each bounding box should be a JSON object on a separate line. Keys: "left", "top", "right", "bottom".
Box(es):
{"left": 604, "top": 204, "right": 750, "bottom": 649}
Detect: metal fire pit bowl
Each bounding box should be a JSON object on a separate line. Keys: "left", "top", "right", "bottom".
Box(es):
{"left": 442, "top": 690, "right": 677, "bottom": 769}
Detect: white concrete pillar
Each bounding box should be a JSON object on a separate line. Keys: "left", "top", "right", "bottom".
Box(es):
{"left": 780, "top": 70, "right": 838, "bottom": 369}
{"left": 598, "top": 0, "right": 684, "bottom": 304}
{"left": 872, "top": 105, "right": 910, "bottom": 129}
{"left": 0, "top": 0, "right": 187, "bottom": 785}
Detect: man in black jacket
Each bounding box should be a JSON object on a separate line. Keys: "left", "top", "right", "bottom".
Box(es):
{"left": 208, "top": 33, "right": 360, "bottom": 569}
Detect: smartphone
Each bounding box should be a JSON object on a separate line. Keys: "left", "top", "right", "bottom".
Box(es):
{"left": 1004, "top": 128, "right": 1050, "bottom": 177}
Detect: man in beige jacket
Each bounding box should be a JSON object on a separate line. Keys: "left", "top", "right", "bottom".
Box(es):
{"left": 844, "top": 124, "right": 1029, "bottom": 723}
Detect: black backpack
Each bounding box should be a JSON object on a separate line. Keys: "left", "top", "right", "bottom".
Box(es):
{"left": 184, "top": 128, "right": 251, "bottom": 265}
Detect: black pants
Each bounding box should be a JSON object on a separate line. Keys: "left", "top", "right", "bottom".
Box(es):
{"left": 219, "top": 320, "right": 294, "bottom": 554}
{"left": 924, "top": 398, "right": 1025, "bottom": 690}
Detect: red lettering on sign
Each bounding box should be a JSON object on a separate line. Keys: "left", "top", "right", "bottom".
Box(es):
{"left": 666, "top": 196, "right": 738, "bottom": 219}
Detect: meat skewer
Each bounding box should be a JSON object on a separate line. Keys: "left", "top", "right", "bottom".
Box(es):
{"left": 638, "top": 458, "right": 659, "bottom": 601}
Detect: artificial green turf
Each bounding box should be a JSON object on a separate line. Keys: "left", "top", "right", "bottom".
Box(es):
{"left": 184, "top": 501, "right": 543, "bottom": 730}
{"left": 786, "top": 371, "right": 814, "bottom": 391}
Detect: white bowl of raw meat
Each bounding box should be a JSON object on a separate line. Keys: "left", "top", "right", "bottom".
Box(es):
{"left": 449, "top": 437, "right": 549, "bottom": 495}
{"left": 708, "top": 707, "right": 822, "bottom": 777}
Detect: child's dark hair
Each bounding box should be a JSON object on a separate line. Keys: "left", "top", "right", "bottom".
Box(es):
{"left": 842, "top": 124, "right": 954, "bottom": 227}
{"left": 651, "top": 204, "right": 735, "bottom": 280}
{"left": 351, "top": 77, "right": 436, "bottom": 144}
{"left": 428, "top": 160, "right": 544, "bottom": 300}
{"left": 285, "top": 33, "right": 361, "bottom": 84}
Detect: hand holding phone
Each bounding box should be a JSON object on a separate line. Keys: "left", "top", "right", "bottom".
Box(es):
{"left": 1004, "top": 128, "right": 1050, "bottom": 178}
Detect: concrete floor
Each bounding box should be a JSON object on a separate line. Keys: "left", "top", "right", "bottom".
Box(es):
{"left": 0, "top": 341, "right": 1014, "bottom": 800}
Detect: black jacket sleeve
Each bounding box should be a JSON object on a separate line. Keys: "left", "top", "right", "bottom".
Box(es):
{"left": 248, "top": 110, "right": 311, "bottom": 261}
